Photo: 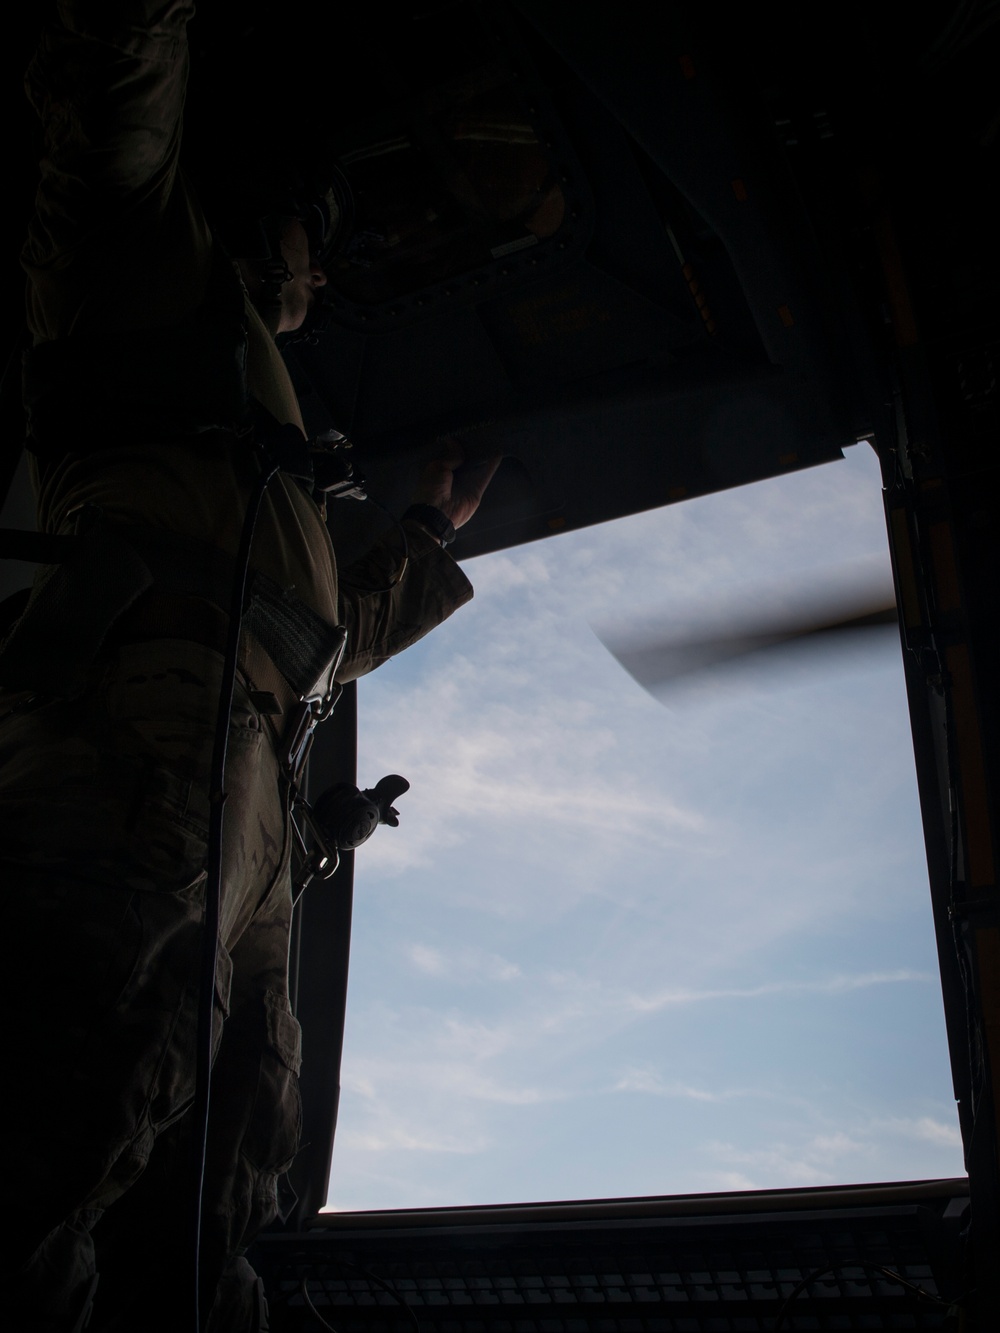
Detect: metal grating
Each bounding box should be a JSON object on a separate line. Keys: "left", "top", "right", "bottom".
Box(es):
{"left": 252, "top": 1182, "right": 966, "bottom": 1330}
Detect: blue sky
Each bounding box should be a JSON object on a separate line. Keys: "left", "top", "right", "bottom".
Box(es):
{"left": 326, "top": 442, "right": 965, "bottom": 1210}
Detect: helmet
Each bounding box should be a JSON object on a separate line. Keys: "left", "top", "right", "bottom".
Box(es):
{"left": 211, "top": 162, "right": 355, "bottom": 336}
{"left": 297, "top": 165, "right": 355, "bottom": 268}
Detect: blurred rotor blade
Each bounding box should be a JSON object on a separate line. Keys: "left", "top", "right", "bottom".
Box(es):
{"left": 599, "top": 601, "right": 899, "bottom": 695}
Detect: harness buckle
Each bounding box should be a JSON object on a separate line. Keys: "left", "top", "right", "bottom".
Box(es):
{"left": 279, "top": 627, "right": 347, "bottom": 784}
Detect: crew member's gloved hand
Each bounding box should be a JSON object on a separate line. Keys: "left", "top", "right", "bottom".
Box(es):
{"left": 411, "top": 444, "right": 501, "bottom": 533}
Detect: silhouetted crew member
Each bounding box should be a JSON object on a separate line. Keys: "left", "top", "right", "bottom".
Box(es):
{"left": 0, "top": 2, "right": 497, "bottom": 1327}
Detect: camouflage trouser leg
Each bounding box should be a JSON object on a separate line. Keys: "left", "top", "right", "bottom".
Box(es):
{"left": 1, "top": 639, "right": 300, "bottom": 1330}
{"left": 88, "top": 873, "right": 303, "bottom": 1332}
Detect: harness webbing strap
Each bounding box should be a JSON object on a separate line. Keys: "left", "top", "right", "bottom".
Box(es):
{"left": 0, "top": 517, "right": 343, "bottom": 703}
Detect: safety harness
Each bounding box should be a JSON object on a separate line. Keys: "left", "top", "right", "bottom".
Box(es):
{"left": 0, "top": 507, "right": 346, "bottom": 710}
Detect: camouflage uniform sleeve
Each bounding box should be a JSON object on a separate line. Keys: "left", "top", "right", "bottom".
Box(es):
{"left": 335, "top": 520, "right": 474, "bottom": 683}
{"left": 23, "top": 0, "right": 206, "bottom": 341}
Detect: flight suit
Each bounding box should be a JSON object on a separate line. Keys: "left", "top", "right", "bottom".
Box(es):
{"left": 1, "top": 2, "right": 472, "bottom": 1327}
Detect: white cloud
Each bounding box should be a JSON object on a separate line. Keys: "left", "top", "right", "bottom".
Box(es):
{"left": 612, "top": 1069, "right": 736, "bottom": 1102}
{"left": 699, "top": 1105, "right": 965, "bottom": 1194}
{"left": 356, "top": 654, "right": 712, "bottom": 897}
{"left": 704, "top": 1132, "right": 875, "bottom": 1189}
{"left": 346, "top": 1056, "right": 554, "bottom": 1110}
{"left": 407, "top": 943, "right": 523, "bottom": 983}
{"left": 465, "top": 549, "right": 552, "bottom": 596}
{"left": 708, "top": 1171, "right": 759, "bottom": 1192}
{"left": 880, "top": 1115, "right": 964, "bottom": 1149}
{"left": 434, "top": 1015, "right": 521, "bottom": 1061}
{"left": 339, "top": 1126, "right": 490, "bottom": 1155}
{"left": 338, "top": 967, "right": 936, "bottom": 1123}
{"left": 624, "top": 970, "right": 936, "bottom": 1014}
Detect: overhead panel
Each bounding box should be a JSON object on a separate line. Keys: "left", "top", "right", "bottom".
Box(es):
{"left": 270, "top": 1, "right": 876, "bottom": 560}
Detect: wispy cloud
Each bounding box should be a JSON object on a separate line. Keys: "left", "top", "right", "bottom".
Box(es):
{"left": 879, "top": 1115, "right": 963, "bottom": 1149}
{"left": 346, "top": 1058, "right": 555, "bottom": 1111}
{"left": 466, "top": 549, "right": 553, "bottom": 596}
{"left": 611, "top": 1069, "right": 754, "bottom": 1102}
{"left": 624, "top": 969, "right": 935, "bottom": 1013}
{"left": 701, "top": 1110, "right": 964, "bottom": 1194}
{"left": 338, "top": 1125, "right": 491, "bottom": 1155}
{"left": 360, "top": 682, "right": 709, "bottom": 877}
{"left": 407, "top": 943, "right": 523, "bottom": 983}
{"left": 340, "top": 968, "right": 935, "bottom": 1102}
{"left": 704, "top": 1132, "right": 875, "bottom": 1189}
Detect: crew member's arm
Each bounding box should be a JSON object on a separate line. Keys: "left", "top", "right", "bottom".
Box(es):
{"left": 23, "top": 0, "right": 205, "bottom": 341}
{"left": 335, "top": 448, "right": 501, "bottom": 682}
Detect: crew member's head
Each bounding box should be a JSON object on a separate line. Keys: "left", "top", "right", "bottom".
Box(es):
{"left": 237, "top": 216, "right": 328, "bottom": 335}
{"left": 224, "top": 167, "right": 351, "bottom": 337}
